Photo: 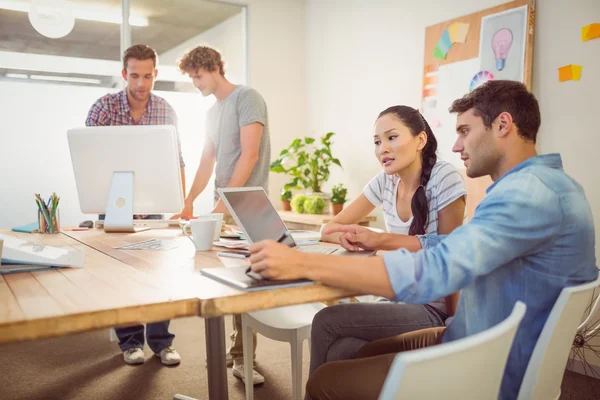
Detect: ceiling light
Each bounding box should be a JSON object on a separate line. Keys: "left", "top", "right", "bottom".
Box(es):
{"left": 6, "top": 73, "right": 28, "bottom": 79}
{"left": 29, "top": 74, "right": 102, "bottom": 84}
{"left": 0, "top": 0, "right": 149, "bottom": 27}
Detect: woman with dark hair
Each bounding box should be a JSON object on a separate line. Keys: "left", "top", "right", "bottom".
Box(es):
{"left": 314, "top": 105, "right": 466, "bottom": 375}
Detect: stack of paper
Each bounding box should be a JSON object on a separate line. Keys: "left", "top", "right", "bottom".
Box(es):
{"left": 0, "top": 235, "right": 85, "bottom": 274}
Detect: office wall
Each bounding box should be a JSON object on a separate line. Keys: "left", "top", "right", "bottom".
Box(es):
{"left": 220, "top": 0, "right": 307, "bottom": 205}
{"left": 160, "top": 12, "right": 247, "bottom": 85}
{"left": 304, "top": 0, "right": 600, "bottom": 368}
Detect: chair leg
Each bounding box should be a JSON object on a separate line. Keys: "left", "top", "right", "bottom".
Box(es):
{"left": 290, "top": 333, "right": 304, "bottom": 400}
{"left": 241, "top": 314, "right": 254, "bottom": 400}
{"left": 109, "top": 328, "right": 116, "bottom": 342}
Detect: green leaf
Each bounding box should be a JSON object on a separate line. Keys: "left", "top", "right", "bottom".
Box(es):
{"left": 291, "top": 138, "right": 301, "bottom": 150}
{"left": 325, "top": 132, "right": 335, "bottom": 140}
{"left": 270, "top": 165, "right": 286, "bottom": 173}
{"left": 332, "top": 158, "right": 342, "bottom": 167}
{"left": 305, "top": 137, "right": 315, "bottom": 144}
{"left": 304, "top": 168, "right": 311, "bottom": 176}
{"left": 279, "top": 149, "right": 289, "bottom": 156}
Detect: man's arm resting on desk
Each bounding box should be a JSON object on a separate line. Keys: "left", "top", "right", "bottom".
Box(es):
{"left": 212, "top": 122, "right": 263, "bottom": 214}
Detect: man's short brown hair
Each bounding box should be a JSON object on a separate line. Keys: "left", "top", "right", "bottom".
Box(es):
{"left": 177, "top": 46, "right": 225, "bottom": 76}
{"left": 449, "top": 80, "right": 541, "bottom": 143}
{"left": 123, "top": 44, "right": 158, "bottom": 70}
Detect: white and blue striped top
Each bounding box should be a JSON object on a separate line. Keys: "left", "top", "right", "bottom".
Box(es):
{"left": 363, "top": 160, "right": 467, "bottom": 235}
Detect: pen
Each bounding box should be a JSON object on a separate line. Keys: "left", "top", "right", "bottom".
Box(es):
{"left": 245, "top": 231, "right": 289, "bottom": 275}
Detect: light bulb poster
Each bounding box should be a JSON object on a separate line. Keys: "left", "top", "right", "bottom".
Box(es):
{"left": 478, "top": 5, "right": 527, "bottom": 82}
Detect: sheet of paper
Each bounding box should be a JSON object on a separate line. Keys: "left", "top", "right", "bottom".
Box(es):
{"left": 434, "top": 58, "right": 481, "bottom": 168}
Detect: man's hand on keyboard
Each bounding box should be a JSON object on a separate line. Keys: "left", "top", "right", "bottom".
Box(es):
{"left": 248, "top": 240, "right": 306, "bottom": 280}
{"left": 323, "top": 224, "right": 381, "bottom": 252}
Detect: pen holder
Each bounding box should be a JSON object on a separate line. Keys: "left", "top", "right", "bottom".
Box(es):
{"left": 35, "top": 192, "right": 61, "bottom": 234}
{"left": 38, "top": 208, "right": 60, "bottom": 234}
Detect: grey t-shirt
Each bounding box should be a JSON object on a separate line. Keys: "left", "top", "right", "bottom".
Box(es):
{"left": 206, "top": 85, "right": 270, "bottom": 202}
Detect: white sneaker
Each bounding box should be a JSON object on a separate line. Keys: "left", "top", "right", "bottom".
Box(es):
{"left": 232, "top": 363, "right": 265, "bottom": 385}
{"left": 155, "top": 346, "right": 181, "bottom": 366}
{"left": 123, "top": 347, "right": 145, "bottom": 365}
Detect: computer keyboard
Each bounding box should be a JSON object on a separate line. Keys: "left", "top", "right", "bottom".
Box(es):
{"left": 115, "top": 239, "right": 179, "bottom": 251}
{"left": 297, "top": 246, "right": 338, "bottom": 255}
{"left": 96, "top": 219, "right": 184, "bottom": 228}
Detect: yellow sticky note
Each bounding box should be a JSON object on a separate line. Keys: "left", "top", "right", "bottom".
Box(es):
{"left": 449, "top": 22, "right": 469, "bottom": 43}
{"left": 582, "top": 23, "right": 600, "bottom": 41}
{"left": 558, "top": 64, "right": 583, "bottom": 82}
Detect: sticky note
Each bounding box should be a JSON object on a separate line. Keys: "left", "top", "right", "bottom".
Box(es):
{"left": 582, "top": 23, "right": 600, "bottom": 41}
{"left": 558, "top": 64, "right": 583, "bottom": 82}
{"left": 449, "top": 22, "right": 470, "bottom": 44}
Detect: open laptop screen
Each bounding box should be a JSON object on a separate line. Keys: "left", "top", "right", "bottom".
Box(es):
{"left": 219, "top": 188, "right": 296, "bottom": 247}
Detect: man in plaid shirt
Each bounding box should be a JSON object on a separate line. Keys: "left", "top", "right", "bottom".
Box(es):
{"left": 85, "top": 44, "right": 184, "bottom": 367}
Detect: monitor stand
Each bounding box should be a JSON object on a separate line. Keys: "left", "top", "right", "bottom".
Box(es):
{"left": 104, "top": 171, "right": 150, "bottom": 233}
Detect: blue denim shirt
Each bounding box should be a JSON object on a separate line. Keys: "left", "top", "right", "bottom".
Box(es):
{"left": 383, "top": 154, "right": 598, "bottom": 399}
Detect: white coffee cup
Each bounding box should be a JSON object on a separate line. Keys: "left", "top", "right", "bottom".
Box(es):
{"left": 196, "top": 213, "right": 224, "bottom": 241}
{"left": 182, "top": 219, "right": 217, "bottom": 251}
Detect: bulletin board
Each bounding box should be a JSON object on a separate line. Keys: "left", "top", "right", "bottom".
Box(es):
{"left": 421, "top": 0, "right": 535, "bottom": 167}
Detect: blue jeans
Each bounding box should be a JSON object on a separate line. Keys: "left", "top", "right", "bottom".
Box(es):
{"left": 309, "top": 302, "right": 448, "bottom": 376}
{"left": 116, "top": 321, "right": 174, "bottom": 353}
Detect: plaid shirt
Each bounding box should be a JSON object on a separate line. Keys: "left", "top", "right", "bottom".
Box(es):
{"left": 86, "top": 90, "right": 185, "bottom": 167}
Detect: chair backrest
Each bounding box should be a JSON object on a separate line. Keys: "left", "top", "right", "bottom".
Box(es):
{"left": 517, "top": 276, "right": 600, "bottom": 400}
{"left": 378, "top": 301, "right": 527, "bottom": 400}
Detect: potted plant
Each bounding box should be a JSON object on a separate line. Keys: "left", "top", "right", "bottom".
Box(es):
{"left": 331, "top": 183, "right": 348, "bottom": 215}
{"left": 280, "top": 188, "right": 292, "bottom": 211}
{"left": 270, "top": 132, "right": 342, "bottom": 207}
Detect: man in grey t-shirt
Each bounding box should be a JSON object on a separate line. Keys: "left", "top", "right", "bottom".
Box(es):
{"left": 176, "top": 46, "right": 270, "bottom": 385}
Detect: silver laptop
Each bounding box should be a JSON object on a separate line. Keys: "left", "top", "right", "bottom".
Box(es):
{"left": 217, "top": 187, "right": 375, "bottom": 257}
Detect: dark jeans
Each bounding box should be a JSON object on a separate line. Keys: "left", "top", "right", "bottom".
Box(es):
{"left": 116, "top": 321, "right": 174, "bottom": 353}
{"left": 309, "top": 302, "right": 448, "bottom": 376}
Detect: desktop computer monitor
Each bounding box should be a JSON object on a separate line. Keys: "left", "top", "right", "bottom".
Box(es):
{"left": 67, "top": 125, "right": 184, "bottom": 232}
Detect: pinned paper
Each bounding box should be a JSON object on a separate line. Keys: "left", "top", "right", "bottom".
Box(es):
{"left": 449, "top": 22, "right": 470, "bottom": 44}
{"left": 433, "top": 22, "right": 470, "bottom": 59}
{"left": 558, "top": 64, "right": 582, "bottom": 82}
{"left": 582, "top": 23, "right": 600, "bottom": 41}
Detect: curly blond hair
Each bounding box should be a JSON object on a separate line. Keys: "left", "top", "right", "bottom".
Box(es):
{"left": 177, "top": 46, "right": 225, "bottom": 76}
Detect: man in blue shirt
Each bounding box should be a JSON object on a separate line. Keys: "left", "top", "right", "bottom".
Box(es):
{"left": 247, "top": 80, "right": 598, "bottom": 399}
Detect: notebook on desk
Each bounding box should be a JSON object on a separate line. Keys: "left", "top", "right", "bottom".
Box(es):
{"left": 201, "top": 265, "right": 315, "bottom": 292}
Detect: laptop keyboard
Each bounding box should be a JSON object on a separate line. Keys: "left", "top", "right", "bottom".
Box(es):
{"left": 297, "top": 246, "right": 338, "bottom": 255}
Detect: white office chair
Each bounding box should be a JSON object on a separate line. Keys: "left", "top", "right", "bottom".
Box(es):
{"left": 517, "top": 276, "right": 600, "bottom": 400}
{"left": 241, "top": 302, "right": 326, "bottom": 400}
{"left": 378, "top": 301, "right": 527, "bottom": 400}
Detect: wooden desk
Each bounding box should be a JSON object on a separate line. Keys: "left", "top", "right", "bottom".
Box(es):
{"left": 0, "top": 229, "right": 360, "bottom": 399}
{"left": 278, "top": 210, "right": 376, "bottom": 231}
